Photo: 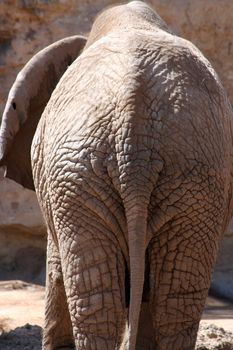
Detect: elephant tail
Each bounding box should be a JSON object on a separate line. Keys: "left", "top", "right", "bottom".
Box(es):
{"left": 125, "top": 203, "right": 148, "bottom": 350}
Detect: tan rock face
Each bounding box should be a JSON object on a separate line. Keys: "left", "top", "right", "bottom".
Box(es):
{"left": 0, "top": 177, "right": 46, "bottom": 283}
{"left": 0, "top": 1, "right": 233, "bottom": 293}
{"left": 0, "top": 178, "right": 44, "bottom": 232}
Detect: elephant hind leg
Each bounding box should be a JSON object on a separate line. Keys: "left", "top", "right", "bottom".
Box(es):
{"left": 147, "top": 222, "right": 217, "bottom": 350}
{"left": 59, "top": 228, "right": 127, "bottom": 350}
{"left": 43, "top": 230, "right": 74, "bottom": 350}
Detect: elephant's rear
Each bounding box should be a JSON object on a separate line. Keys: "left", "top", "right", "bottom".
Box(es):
{"left": 32, "top": 27, "right": 233, "bottom": 350}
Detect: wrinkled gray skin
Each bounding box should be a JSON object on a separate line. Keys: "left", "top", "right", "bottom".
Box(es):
{"left": 1, "top": 2, "right": 233, "bottom": 350}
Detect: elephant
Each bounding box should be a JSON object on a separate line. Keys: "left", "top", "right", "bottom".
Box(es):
{"left": 0, "top": 1, "right": 233, "bottom": 349}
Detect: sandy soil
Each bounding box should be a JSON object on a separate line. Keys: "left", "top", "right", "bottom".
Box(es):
{"left": 0, "top": 281, "right": 43, "bottom": 350}
{"left": 0, "top": 280, "right": 233, "bottom": 349}
{"left": 0, "top": 281, "right": 44, "bottom": 331}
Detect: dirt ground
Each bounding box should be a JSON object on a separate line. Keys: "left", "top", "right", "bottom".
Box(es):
{"left": 0, "top": 281, "right": 233, "bottom": 350}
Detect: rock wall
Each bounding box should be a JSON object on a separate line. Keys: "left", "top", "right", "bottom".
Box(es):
{"left": 0, "top": 0, "right": 233, "bottom": 295}
{"left": 0, "top": 176, "right": 46, "bottom": 284}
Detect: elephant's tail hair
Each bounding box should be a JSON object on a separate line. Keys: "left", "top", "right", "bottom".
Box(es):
{"left": 125, "top": 203, "right": 147, "bottom": 350}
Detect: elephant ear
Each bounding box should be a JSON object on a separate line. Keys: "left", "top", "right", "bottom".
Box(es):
{"left": 0, "top": 35, "right": 86, "bottom": 190}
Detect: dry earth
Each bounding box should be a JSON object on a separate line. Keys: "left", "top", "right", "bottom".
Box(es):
{"left": 0, "top": 281, "right": 233, "bottom": 350}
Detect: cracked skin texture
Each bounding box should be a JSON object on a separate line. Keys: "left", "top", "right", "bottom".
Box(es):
{"left": 1, "top": 2, "right": 233, "bottom": 350}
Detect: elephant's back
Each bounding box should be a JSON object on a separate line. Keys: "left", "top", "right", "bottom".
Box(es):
{"left": 42, "top": 28, "right": 231, "bottom": 147}
{"left": 37, "top": 28, "right": 232, "bottom": 207}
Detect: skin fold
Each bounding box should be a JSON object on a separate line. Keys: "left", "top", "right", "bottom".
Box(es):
{"left": 0, "top": 1, "right": 233, "bottom": 349}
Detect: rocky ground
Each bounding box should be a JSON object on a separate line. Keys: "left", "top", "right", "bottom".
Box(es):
{"left": 196, "top": 325, "right": 233, "bottom": 350}
{"left": 0, "top": 281, "right": 232, "bottom": 350}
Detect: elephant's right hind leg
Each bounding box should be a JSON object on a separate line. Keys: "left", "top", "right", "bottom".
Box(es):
{"left": 43, "top": 231, "right": 74, "bottom": 350}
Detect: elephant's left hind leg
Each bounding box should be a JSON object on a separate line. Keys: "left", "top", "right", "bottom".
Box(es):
{"left": 59, "top": 229, "right": 127, "bottom": 350}
{"left": 43, "top": 230, "right": 74, "bottom": 350}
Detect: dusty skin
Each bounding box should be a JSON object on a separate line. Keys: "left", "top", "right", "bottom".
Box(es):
{"left": 0, "top": 281, "right": 232, "bottom": 350}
